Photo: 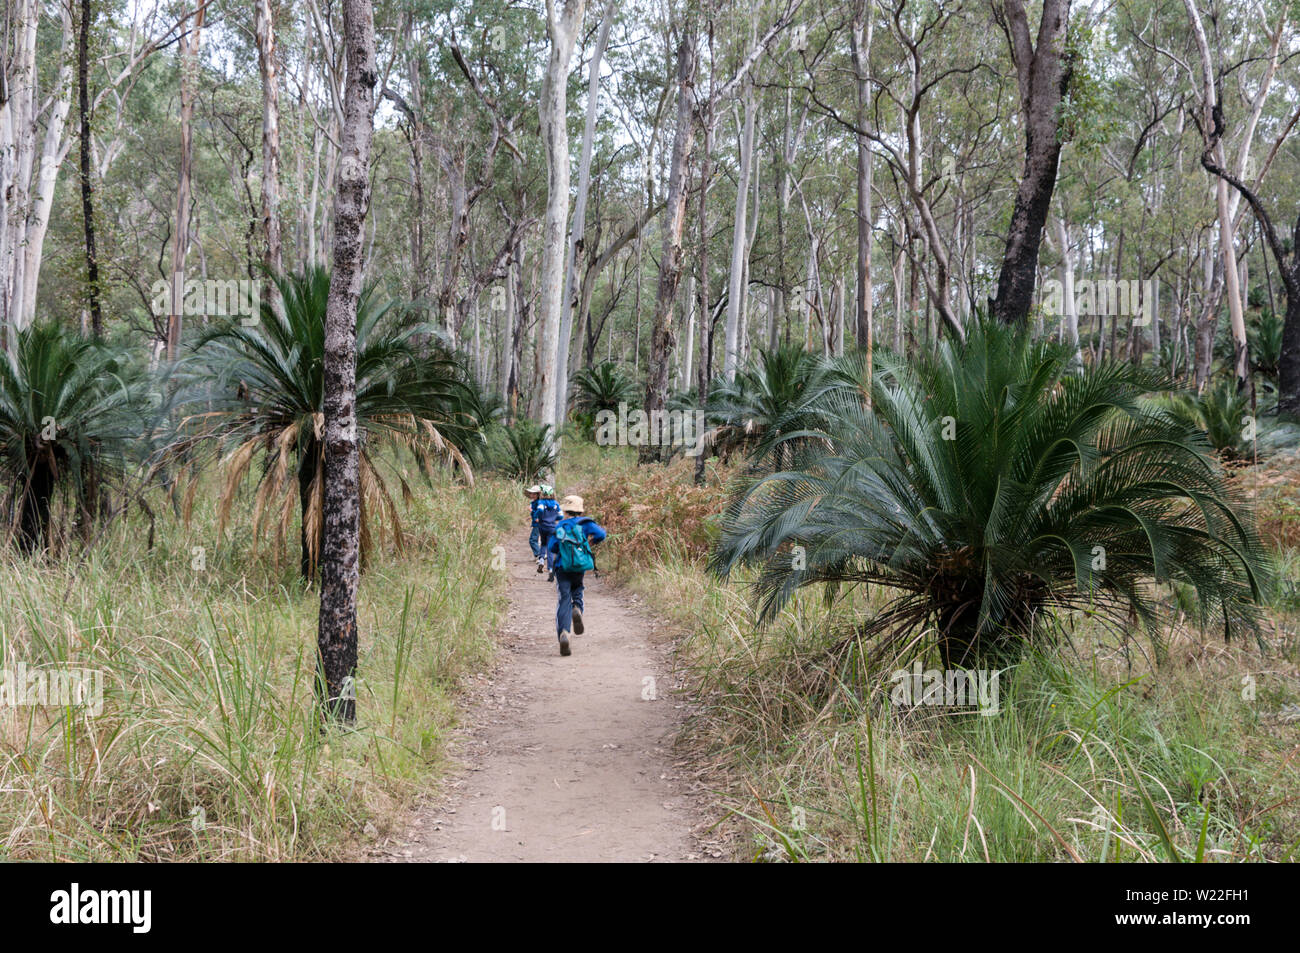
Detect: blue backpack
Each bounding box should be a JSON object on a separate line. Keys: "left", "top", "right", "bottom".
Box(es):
{"left": 537, "top": 501, "right": 561, "bottom": 533}
{"left": 555, "top": 519, "right": 595, "bottom": 572}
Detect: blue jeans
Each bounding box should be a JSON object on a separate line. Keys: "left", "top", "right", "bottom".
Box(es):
{"left": 539, "top": 530, "right": 555, "bottom": 570}
{"left": 529, "top": 524, "right": 541, "bottom": 558}
{"left": 555, "top": 570, "right": 585, "bottom": 634}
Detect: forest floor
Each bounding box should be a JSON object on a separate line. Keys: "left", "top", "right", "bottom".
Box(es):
{"left": 376, "top": 526, "right": 724, "bottom": 862}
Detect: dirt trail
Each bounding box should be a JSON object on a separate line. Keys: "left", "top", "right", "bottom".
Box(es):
{"left": 380, "top": 527, "right": 716, "bottom": 863}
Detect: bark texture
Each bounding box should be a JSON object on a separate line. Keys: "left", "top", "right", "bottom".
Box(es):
{"left": 990, "top": 0, "right": 1073, "bottom": 327}
{"left": 317, "top": 0, "right": 377, "bottom": 724}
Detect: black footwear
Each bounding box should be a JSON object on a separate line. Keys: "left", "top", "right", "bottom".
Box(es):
{"left": 546, "top": 571, "right": 554, "bottom": 582}
{"left": 559, "top": 632, "right": 571, "bottom": 656}
{"left": 571, "top": 608, "right": 584, "bottom": 635}
{"left": 536, "top": 561, "right": 544, "bottom": 573}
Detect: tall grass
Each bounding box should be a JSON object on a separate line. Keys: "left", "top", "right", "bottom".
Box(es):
{"left": 630, "top": 550, "right": 1300, "bottom": 862}
{"left": 0, "top": 469, "right": 518, "bottom": 861}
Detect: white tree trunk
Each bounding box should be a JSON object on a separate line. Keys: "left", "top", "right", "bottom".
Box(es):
{"left": 556, "top": 0, "right": 614, "bottom": 431}
{"left": 534, "top": 0, "right": 586, "bottom": 430}
{"left": 1183, "top": 0, "right": 1263, "bottom": 387}
{"left": 501, "top": 245, "right": 518, "bottom": 403}
{"left": 255, "top": 0, "right": 283, "bottom": 274}
{"left": 1051, "top": 214, "right": 1080, "bottom": 361}
{"left": 741, "top": 142, "right": 760, "bottom": 367}
{"left": 1, "top": 0, "right": 40, "bottom": 342}
{"left": 2, "top": 1, "right": 75, "bottom": 337}
{"left": 680, "top": 272, "right": 696, "bottom": 389}
{"left": 723, "top": 71, "right": 757, "bottom": 381}
{"left": 167, "top": 1, "right": 207, "bottom": 360}
{"left": 834, "top": 274, "right": 845, "bottom": 356}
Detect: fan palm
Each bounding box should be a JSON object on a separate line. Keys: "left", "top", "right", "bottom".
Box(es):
{"left": 705, "top": 343, "right": 833, "bottom": 467}
{"left": 711, "top": 319, "right": 1267, "bottom": 668}
{"left": 1162, "top": 379, "right": 1254, "bottom": 462}
{"left": 572, "top": 361, "right": 638, "bottom": 416}
{"left": 1248, "top": 308, "right": 1283, "bottom": 379}
{"left": 0, "top": 322, "right": 155, "bottom": 554}
{"left": 173, "top": 267, "right": 472, "bottom": 579}
{"left": 442, "top": 374, "right": 505, "bottom": 467}
{"left": 490, "top": 419, "right": 557, "bottom": 483}
{"left": 570, "top": 360, "right": 638, "bottom": 441}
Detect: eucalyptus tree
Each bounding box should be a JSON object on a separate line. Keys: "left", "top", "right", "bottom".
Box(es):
{"left": 318, "top": 0, "right": 377, "bottom": 724}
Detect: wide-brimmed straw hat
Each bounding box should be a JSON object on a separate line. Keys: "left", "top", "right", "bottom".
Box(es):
{"left": 560, "top": 495, "right": 584, "bottom": 514}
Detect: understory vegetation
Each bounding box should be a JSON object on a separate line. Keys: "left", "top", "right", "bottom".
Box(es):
{"left": 559, "top": 334, "right": 1300, "bottom": 861}
{"left": 571, "top": 449, "right": 1299, "bottom": 862}
{"left": 0, "top": 471, "right": 517, "bottom": 861}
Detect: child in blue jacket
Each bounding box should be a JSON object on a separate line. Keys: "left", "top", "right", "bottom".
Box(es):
{"left": 546, "top": 494, "right": 607, "bottom": 656}
{"left": 525, "top": 485, "right": 542, "bottom": 559}
{"left": 533, "top": 485, "right": 562, "bottom": 577}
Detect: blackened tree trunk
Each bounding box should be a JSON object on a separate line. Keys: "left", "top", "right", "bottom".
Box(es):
{"left": 1279, "top": 278, "right": 1300, "bottom": 416}
{"left": 317, "top": 0, "right": 377, "bottom": 724}
{"left": 76, "top": 0, "right": 101, "bottom": 338}
{"left": 642, "top": 29, "right": 696, "bottom": 464}
{"left": 851, "top": 0, "right": 874, "bottom": 360}
{"left": 990, "top": 0, "right": 1073, "bottom": 327}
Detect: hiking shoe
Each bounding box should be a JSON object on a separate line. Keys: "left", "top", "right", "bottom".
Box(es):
{"left": 571, "top": 608, "right": 584, "bottom": 635}
{"left": 546, "top": 571, "right": 554, "bottom": 582}
{"left": 558, "top": 632, "right": 571, "bottom": 656}
{"left": 536, "top": 560, "right": 544, "bottom": 573}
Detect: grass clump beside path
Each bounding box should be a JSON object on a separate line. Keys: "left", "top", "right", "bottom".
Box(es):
{"left": 0, "top": 474, "right": 517, "bottom": 861}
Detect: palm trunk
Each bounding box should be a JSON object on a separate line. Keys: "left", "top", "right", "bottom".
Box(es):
{"left": 16, "top": 458, "right": 56, "bottom": 555}
{"left": 298, "top": 437, "right": 318, "bottom": 581}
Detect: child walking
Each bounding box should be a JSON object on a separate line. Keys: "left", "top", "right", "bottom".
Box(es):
{"left": 546, "top": 495, "right": 607, "bottom": 656}
{"left": 534, "top": 485, "right": 561, "bottom": 578}
{"left": 525, "top": 485, "right": 543, "bottom": 561}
